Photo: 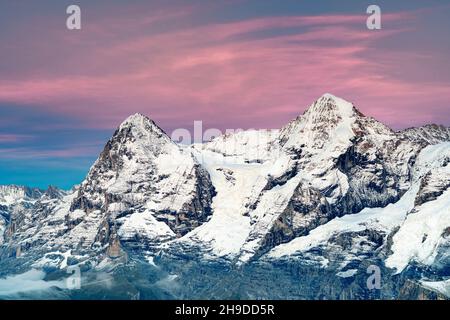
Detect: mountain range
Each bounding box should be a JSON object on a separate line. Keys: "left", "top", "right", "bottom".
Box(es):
{"left": 0, "top": 93, "right": 449, "bottom": 299}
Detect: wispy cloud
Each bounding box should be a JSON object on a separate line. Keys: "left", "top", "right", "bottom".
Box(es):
{"left": 0, "top": 269, "right": 66, "bottom": 298}
{"left": 0, "top": 3, "right": 448, "bottom": 132}
{"left": 0, "top": 134, "right": 32, "bottom": 143}
{"left": 0, "top": 145, "right": 102, "bottom": 159}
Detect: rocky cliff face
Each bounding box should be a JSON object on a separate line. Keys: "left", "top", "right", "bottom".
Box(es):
{"left": 0, "top": 94, "right": 448, "bottom": 300}
{"left": 398, "top": 280, "right": 448, "bottom": 300}
{"left": 401, "top": 124, "right": 450, "bottom": 145}
{"left": 0, "top": 185, "right": 65, "bottom": 250}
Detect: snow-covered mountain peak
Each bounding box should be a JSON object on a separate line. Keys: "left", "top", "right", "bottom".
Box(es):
{"left": 71, "top": 113, "right": 182, "bottom": 208}
{"left": 120, "top": 112, "right": 153, "bottom": 127}
{"left": 401, "top": 124, "right": 450, "bottom": 145}
{"left": 0, "top": 185, "right": 43, "bottom": 206}
{"left": 278, "top": 94, "right": 359, "bottom": 152}
{"left": 304, "top": 93, "right": 359, "bottom": 119}
{"left": 117, "top": 113, "right": 171, "bottom": 145}
{"left": 61, "top": 111, "right": 216, "bottom": 248}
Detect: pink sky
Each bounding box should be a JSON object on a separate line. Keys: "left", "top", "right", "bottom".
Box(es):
{"left": 0, "top": 2, "right": 449, "bottom": 132}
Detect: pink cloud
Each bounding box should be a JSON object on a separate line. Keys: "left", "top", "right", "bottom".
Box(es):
{"left": 0, "top": 146, "right": 101, "bottom": 159}
{"left": 0, "top": 7, "right": 448, "bottom": 132}
{"left": 0, "top": 134, "right": 32, "bottom": 143}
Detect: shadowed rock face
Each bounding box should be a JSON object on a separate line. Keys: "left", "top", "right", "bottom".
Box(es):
{"left": 415, "top": 169, "right": 450, "bottom": 206}
{"left": 398, "top": 280, "right": 448, "bottom": 300}
{"left": 255, "top": 183, "right": 330, "bottom": 259}
{"left": 170, "top": 164, "right": 217, "bottom": 236}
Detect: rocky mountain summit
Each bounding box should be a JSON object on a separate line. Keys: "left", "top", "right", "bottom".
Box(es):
{"left": 0, "top": 94, "right": 448, "bottom": 299}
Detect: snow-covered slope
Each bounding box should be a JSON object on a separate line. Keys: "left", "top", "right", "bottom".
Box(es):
{"left": 200, "top": 129, "right": 279, "bottom": 163}
{"left": 386, "top": 143, "right": 450, "bottom": 273}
